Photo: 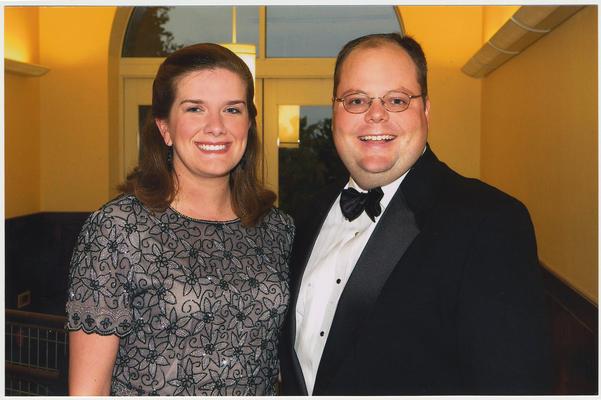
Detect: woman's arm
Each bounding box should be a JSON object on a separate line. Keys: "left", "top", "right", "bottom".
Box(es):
{"left": 68, "top": 330, "right": 120, "bottom": 395}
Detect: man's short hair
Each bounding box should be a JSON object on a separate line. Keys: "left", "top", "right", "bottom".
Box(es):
{"left": 333, "top": 33, "right": 428, "bottom": 102}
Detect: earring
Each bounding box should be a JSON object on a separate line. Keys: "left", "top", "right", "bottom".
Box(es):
{"left": 166, "top": 146, "right": 173, "bottom": 169}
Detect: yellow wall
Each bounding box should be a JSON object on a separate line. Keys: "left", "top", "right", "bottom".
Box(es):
{"left": 481, "top": 6, "right": 598, "bottom": 302}
{"left": 38, "top": 7, "right": 117, "bottom": 212}
{"left": 5, "top": 7, "right": 41, "bottom": 218}
{"left": 482, "top": 6, "right": 520, "bottom": 43}
{"left": 5, "top": 6, "right": 39, "bottom": 63}
{"left": 398, "top": 6, "right": 483, "bottom": 178}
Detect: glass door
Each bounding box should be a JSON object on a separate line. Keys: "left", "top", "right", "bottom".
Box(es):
{"left": 263, "top": 79, "right": 346, "bottom": 220}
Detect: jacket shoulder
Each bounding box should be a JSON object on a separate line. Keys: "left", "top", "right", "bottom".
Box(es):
{"left": 404, "top": 148, "right": 529, "bottom": 222}
{"left": 441, "top": 166, "right": 529, "bottom": 216}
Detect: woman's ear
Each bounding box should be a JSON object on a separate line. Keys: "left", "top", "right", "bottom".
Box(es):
{"left": 155, "top": 118, "right": 172, "bottom": 146}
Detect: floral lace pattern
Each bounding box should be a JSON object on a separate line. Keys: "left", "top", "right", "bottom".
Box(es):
{"left": 66, "top": 195, "right": 294, "bottom": 395}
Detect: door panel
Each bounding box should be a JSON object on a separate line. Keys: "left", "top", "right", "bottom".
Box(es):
{"left": 263, "top": 79, "right": 347, "bottom": 218}
{"left": 263, "top": 78, "right": 332, "bottom": 188}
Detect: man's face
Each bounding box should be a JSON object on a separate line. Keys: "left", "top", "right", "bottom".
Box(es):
{"left": 332, "top": 43, "right": 430, "bottom": 190}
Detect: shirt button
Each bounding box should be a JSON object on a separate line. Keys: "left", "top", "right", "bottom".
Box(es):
{"left": 354, "top": 231, "right": 359, "bottom": 236}
{"left": 336, "top": 279, "right": 341, "bottom": 284}
{"left": 320, "top": 331, "right": 325, "bottom": 337}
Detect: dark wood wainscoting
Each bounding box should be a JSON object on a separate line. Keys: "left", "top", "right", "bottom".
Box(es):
{"left": 4, "top": 212, "right": 599, "bottom": 394}
{"left": 5, "top": 212, "right": 91, "bottom": 315}
{"left": 540, "top": 265, "right": 598, "bottom": 394}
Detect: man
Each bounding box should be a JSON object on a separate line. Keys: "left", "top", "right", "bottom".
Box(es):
{"left": 279, "top": 33, "right": 551, "bottom": 395}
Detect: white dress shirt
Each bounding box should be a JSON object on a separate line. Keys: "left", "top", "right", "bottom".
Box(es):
{"left": 294, "top": 172, "right": 408, "bottom": 395}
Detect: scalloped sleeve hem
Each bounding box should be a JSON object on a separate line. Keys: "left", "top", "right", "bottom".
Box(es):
{"left": 65, "top": 303, "right": 133, "bottom": 338}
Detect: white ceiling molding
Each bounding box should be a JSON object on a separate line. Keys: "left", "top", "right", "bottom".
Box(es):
{"left": 462, "top": 5, "right": 585, "bottom": 78}
{"left": 5, "top": 58, "right": 50, "bottom": 77}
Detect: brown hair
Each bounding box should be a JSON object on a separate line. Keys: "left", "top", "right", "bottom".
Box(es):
{"left": 119, "top": 43, "right": 275, "bottom": 226}
{"left": 333, "top": 33, "right": 428, "bottom": 104}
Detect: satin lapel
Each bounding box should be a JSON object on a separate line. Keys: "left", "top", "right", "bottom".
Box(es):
{"left": 287, "top": 183, "right": 343, "bottom": 395}
{"left": 313, "top": 185, "right": 420, "bottom": 394}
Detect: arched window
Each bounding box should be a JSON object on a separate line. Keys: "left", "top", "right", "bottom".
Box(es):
{"left": 122, "top": 6, "right": 401, "bottom": 58}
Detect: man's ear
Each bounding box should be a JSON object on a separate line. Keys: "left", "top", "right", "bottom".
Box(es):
{"left": 155, "top": 118, "right": 172, "bottom": 146}
{"left": 424, "top": 98, "right": 431, "bottom": 128}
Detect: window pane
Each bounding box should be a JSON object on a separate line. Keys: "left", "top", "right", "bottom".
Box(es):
{"left": 266, "top": 6, "right": 401, "bottom": 58}
{"left": 278, "top": 106, "right": 347, "bottom": 221}
{"left": 122, "top": 6, "right": 259, "bottom": 57}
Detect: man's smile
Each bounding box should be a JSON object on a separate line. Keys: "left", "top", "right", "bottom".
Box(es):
{"left": 358, "top": 134, "right": 396, "bottom": 142}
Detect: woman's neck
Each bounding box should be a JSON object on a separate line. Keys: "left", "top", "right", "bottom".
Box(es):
{"left": 170, "top": 173, "right": 237, "bottom": 221}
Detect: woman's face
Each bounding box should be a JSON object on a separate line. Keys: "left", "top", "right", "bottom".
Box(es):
{"left": 156, "top": 67, "right": 250, "bottom": 185}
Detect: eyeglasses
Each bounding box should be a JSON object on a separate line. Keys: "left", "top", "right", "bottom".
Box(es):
{"left": 334, "top": 91, "right": 423, "bottom": 114}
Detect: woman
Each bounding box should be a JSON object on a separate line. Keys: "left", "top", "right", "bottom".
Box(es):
{"left": 66, "top": 43, "right": 294, "bottom": 395}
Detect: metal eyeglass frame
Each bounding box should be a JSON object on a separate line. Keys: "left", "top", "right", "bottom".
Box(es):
{"left": 333, "top": 91, "right": 424, "bottom": 114}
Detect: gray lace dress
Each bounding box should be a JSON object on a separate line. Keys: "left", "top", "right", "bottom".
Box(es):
{"left": 65, "top": 195, "right": 294, "bottom": 395}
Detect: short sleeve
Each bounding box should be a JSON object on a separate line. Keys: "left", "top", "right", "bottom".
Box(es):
{"left": 66, "top": 206, "right": 135, "bottom": 337}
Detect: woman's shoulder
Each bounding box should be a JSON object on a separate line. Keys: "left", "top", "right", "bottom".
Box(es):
{"left": 82, "top": 194, "right": 153, "bottom": 232}
{"left": 262, "top": 207, "right": 294, "bottom": 227}
{"left": 259, "top": 209, "right": 295, "bottom": 254}
{"left": 260, "top": 208, "right": 295, "bottom": 242}
{"left": 92, "top": 194, "right": 148, "bottom": 219}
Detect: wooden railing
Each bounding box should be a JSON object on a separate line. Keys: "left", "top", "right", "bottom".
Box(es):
{"left": 5, "top": 310, "right": 68, "bottom": 396}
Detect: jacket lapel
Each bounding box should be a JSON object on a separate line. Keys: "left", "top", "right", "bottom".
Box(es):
{"left": 313, "top": 182, "right": 420, "bottom": 393}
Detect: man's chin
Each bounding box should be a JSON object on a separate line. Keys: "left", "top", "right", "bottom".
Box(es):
{"left": 350, "top": 169, "right": 395, "bottom": 190}
{"left": 359, "top": 160, "right": 396, "bottom": 175}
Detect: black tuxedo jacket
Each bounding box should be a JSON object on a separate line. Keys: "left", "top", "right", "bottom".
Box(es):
{"left": 280, "top": 146, "right": 551, "bottom": 395}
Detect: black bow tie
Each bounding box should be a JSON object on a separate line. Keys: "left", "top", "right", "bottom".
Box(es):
{"left": 340, "top": 187, "right": 384, "bottom": 222}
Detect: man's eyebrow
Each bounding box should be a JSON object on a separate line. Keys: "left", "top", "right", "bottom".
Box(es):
{"left": 339, "top": 89, "right": 368, "bottom": 96}
{"left": 339, "top": 87, "right": 415, "bottom": 96}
